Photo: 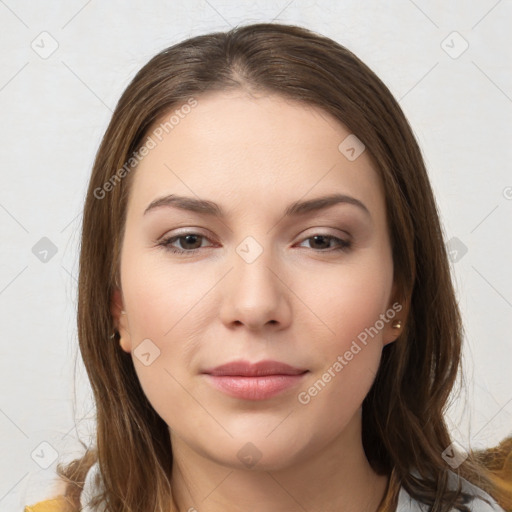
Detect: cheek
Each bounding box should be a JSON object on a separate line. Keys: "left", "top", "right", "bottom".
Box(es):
{"left": 121, "top": 249, "right": 213, "bottom": 342}
{"left": 294, "top": 346, "right": 381, "bottom": 454}
{"left": 119, "top": 252, "right": 216, "bottom": 421}
{"left": 295, "top": 256, "right": 393, "bottom": 352}
{"left": 122, "top": 273, "right": 199, "bottom": 427}
{"left": 292, "top": 256, "right": 392, "bottom": 413}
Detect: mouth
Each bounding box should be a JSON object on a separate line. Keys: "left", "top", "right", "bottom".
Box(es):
{"left": 201, "top": 360, "right": 309, "bottom": 400}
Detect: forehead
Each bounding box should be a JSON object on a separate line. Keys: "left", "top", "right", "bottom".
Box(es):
{"left": 128, "top": 90, "right": 386, "bottom": 220}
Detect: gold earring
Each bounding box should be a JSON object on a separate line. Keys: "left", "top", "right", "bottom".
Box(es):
{"left": 392, "top": 320, "right": 402, "bottom": 329}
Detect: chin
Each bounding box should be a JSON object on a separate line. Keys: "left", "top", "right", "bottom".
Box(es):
{"left": 202, "top": 434, "right": 309, "bottom": 473}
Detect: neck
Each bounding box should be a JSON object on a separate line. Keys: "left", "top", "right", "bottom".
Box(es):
{"left": 169, "top": 414, "right": 389, "bottom": 512}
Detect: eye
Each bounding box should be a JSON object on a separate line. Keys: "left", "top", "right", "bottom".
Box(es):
{"left": 157, "top": 232, "right": 352, "bottom": 256}
{"left": 158, "top": 233, "right": 212, "bottom": 255}
{"left": 297, "top": 234, "right": 351, "bottom": 252}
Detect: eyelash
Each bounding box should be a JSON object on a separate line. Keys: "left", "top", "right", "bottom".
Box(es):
{"left": 157, "top": 232, "right": 352, "bottom": 255}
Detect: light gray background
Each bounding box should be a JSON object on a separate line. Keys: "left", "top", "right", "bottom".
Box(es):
{"left": 1, "top": 1, "right": 511, "bottom": 510}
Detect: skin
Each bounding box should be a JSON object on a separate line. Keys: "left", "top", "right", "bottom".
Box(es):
{"left": 111, "top": 89, "right": 402, "bottom": 512}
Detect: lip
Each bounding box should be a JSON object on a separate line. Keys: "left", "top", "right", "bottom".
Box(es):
{"left": 203, "top": 360, "right": 307, "bottom": 377}
{"left": 202, "top": 360, "right": 309, "bottom": 400}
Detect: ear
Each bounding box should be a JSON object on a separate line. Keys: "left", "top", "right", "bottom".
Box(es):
{"left": 382, "top": 281, "right": 407, "bottom": 346}
{"left": 110, "top": 287, "right": 132, "bottom": 353}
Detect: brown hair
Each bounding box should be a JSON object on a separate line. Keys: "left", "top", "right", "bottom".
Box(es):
{"left": 56, "top": 22, "right": 511, "bottom": 512}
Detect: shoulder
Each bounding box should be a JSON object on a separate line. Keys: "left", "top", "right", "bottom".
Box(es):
{"left": 24, "top": 495, "right": 74, "bottom": 512}
{"left": 23, "top": 477, "right": 74, "bottom": 512}
{"left": 24, "top": 461, "right": 104, "bottom": 512}
{"left": 396, "top": 471, "right": 506, "bottom": 511}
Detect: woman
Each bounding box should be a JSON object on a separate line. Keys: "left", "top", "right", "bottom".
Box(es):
{"left": 25, "top": 22, "right": 511, "bottom": 512}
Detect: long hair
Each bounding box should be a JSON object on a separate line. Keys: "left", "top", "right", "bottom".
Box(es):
{"left": 56, "top": 22, "right": 511, "bottom": 511}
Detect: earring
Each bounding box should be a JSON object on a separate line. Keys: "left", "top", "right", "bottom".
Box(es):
{"left": 392, "top": 320, "right": 402, "bottom": 329}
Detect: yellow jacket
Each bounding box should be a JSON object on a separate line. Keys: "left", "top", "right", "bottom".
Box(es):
{"left": 24, "top": 495, "right": 74, "bottom": 512}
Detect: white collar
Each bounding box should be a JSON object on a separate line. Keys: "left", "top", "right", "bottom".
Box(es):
{"left": 80, "top": 461, "right": 105, "bottom": 512}
{"left": 81, "top": 461, "right": 504, "bottom": 511}
{"left": 395, "top": 471, "right": 504, "bottom": 511}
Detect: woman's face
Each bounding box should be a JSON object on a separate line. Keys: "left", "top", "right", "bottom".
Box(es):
{"left": 113, "top": 89, "right": 401, "bottom": 470}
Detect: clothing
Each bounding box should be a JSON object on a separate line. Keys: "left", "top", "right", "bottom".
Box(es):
{"left": 395, "top": 470, "right": 505, "bottom": 511}
{"left": 25, "top": 461, "right": 505, "bottom": 512}
{"left": 23, "top": 494, "right": 74, "bottom": 512}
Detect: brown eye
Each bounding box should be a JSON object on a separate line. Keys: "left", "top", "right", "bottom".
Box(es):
{"left": 158, "top": 233, "right": 211, "bottom": 254}
{"left": 298, "top": 234, "right": 351, "bottom": 252}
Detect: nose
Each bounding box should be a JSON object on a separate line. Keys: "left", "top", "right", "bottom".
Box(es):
{"left": 218, "top": 242, "right": 292, "bottom": 332}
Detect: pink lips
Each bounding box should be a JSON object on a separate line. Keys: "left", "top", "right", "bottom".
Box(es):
{"left": 202, "top": 360, "right": 308, "bottom": 400}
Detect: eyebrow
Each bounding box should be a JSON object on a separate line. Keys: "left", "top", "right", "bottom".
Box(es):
{"left": 143, "top": 193, "right": 371, "bottom": 219}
